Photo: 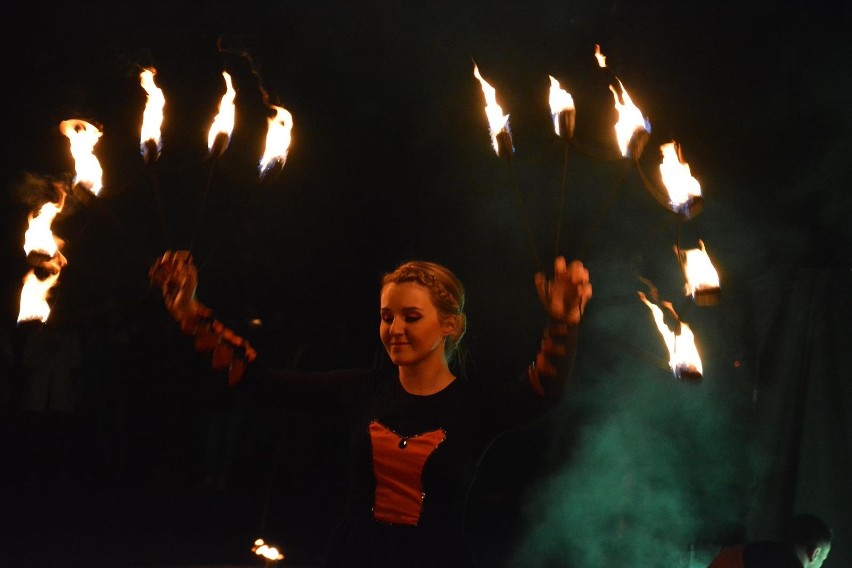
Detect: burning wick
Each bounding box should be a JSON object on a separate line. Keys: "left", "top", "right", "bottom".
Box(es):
{"left": 659, "top": 141, "right": 704, "bottom": 219}
{"left": 609, "top": 77, "right": 651, "bottom": 160}
{"left": 252, "top": 538, "right": 284, "bottom": 564}
{"left": 638, "top": 291, "right": 703, "bottom": 380}
{"left": 207, "top": 71, "right": 236, "bottom": 158}
{"left": 548, "top": 75, "right": 575, "bottom": 140}
{"left": 59, "top": 119, "right": 104, "bottom": 200}
{"left": 677, "top": 240, "right": 721, "bottom": 306}
{"left": 258, "top": 104, "right": 294, "bottom": 181}
{"left": 18, "top": 184, "right": 68, "bottom": 323}
{"left": 472, "top": 62, "right": 513, "bottom": 159}
{"left": 594, "top": 44, "right": 607, "bottom": 68}
{"left": 139, "top": 67, "right": 166, "bottom": 165}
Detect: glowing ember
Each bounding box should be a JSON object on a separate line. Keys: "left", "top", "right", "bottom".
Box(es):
{"left": 678, "top": 240, "right": 721, "bottom": 306}
{"left": 207, "top": 71, "right": 237, "bottom": 156}
{"left": 659, "top": 141, "right": 702, "bottom": 215}
{"left": 258, "top": 104, "right": 294, "bottom": 178}
{"left": 609, "top": 78, "right": 650, "bottom": 158}
{"left": 548, "top": 75, "right": 575, "bottom": 139}
{"left": 594, "top": 44, "right": 607, "bottom": 68}
{"left": 638, "top": 292, "right": 703, "bottom": 380}
{"left": 139, "top": 68, "right": 166, "bottom": 160}
{"left": 59, "top": 119, "right": 104, "bottom": 196}
{"left": 472, "top": 62, "right": 512, "bottom": 157}
{"left": 252, "top": 538, "right": 284, "bottom": 562}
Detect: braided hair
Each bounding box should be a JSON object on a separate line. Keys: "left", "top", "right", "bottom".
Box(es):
{"left": 381, "top": 261, "right": 467, "bottom": 367}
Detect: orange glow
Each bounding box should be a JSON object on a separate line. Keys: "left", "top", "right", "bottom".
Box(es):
{"left": 594, "top": 44, "right": 607, "bottom": 68}
{"left": 18, "top": 270, "right": 60, "bottom": 323}
{"left": 23, "top": 201, "right": 62, "bottom": 258}
{"left": 678, "top": 240, "right": 720, "bottom": 302}
{"left": 139, "top": 68, "right": 166, "bottom": 158}
{"left": 207, "top": 71, "right": 236, "bottom": 153}
{"left": 472, "top": 63, "right": 510, "bottom": 155}
{"left": 659, "top": 141, "right": 702, "bottom": 211}
{"left": 59, "top": 119, "right": 104, "bottom": 196}
{"left": 19, "top": 184, "right": 67, "bottom": 323}
{"left": 252, "top": 538, "right": 284, "bottom": 562}
{"left": 259, "top": 105, "right": 294, "bottom": 177}
{"left": 609, "top": 78, "right": 650, "bottom": 157}
{"left": 638, "top": 293, "right": 703, "bottom": 379}
{"left": 548, "top": 75, "right": 575, "bottom": 136}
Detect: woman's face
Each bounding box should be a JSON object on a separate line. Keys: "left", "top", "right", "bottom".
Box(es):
{"left": 380, "top": 281, "right": 453, "bottom": 368}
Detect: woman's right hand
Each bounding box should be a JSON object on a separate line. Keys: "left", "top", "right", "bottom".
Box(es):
{"left": 149, "top": 250, "right": 199, "bottom": 321}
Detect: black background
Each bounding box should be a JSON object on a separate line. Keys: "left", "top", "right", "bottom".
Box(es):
{"left": 1, "top": 3, "right": 849, "bottom": 567}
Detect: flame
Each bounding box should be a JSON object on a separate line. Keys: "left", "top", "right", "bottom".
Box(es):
{"left": 252, "top": 538, "right": 284, "bottom": 562}
{"left": 23, "top": 201, "right": 62, "bottom": 258}
{"left": 679, "top": 240, "right": 720, "bottom": 299}
{"left": 472, "top": 63, "right": 510, "bottom": 155}
{"left": 59, "top": 119, "right": 104, "bottom": 196}
{"left": 659, "top": 141, "right": 702, "bottom": 211}
{"left": 258, "top": 104, "right": 294, "bottom": 177}
{"left": 139, "top": 68, "right": 166, "bottom": 158}
{"left": 548, "top": 75, "right": 575, "bottom": 136}
{"left": 18, "top": 270, "right": 60, "bottom": 323}
{"left": 207, "top": 71, "right": 237, "bottom": 153}
{"left": 638, "top": 293, "right": 703, "bottom": 379}
{"left": 18, "top": 182, "right": 67, "bottom": 323}
{"left": 594, "top": 44, "right": 607, "bottom": 68}
{"left": 609, "top": 78, "right": 650, "bottom": 157}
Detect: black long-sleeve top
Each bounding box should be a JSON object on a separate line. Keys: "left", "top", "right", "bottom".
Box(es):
{"left": 241, "top": 325, "right": 578, "bottom": 567}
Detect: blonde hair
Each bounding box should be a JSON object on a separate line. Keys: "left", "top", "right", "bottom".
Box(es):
{"left": 382, "top": 260, "right": 467, "bottom": 364}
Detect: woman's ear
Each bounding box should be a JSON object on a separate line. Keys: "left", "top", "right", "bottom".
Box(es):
{"left": 441, "top": 315, "right": 458, "bottom": 337}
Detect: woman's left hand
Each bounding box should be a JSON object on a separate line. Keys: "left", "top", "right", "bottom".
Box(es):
{"left": 535, "top": 257, "right": 592, "bottom": 325}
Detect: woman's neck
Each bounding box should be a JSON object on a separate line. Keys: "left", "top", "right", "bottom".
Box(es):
{"left": 398, "top": 360, "right": 456, "bottom": 395}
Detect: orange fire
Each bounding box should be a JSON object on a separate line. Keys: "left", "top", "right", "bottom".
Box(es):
{"left": 252, "top": 538, "right": 284, "bottom": 563}
{"left": 609, "top": 78, "right": 650, "bottom": 158}
{"left": 59, "top": 119, "right": 104, "bottom": 196}
{"left": 638, "top": 292, "right": 703, "bottom": 379}
{"left": 548, "top": 75, "right": 575, "bottom": 139}
{"left": 18, "top": 271, "right": 60, "bottom": 323}
{"left": 259, "top": 104, "right": 294, "bottom": 178}
{"left": 139, "top": 67, "right": 166, "bottom": 161}
{"left": 678, "top": 240, "right": 721, "bottom": 305}
{"left": 594, "top": 44, "right": 607, "bottom": 68}
{"left": 18, "top": 190, "right": 67, "bottom": 323}
{"left": 472, "top": 62, "right": 511, "bottom": 156}
{"left": 207, "top": 71, "right": 236, "bottom": 156}
{"left": 659, "top": 141, "right": 702, "bottom": 214}
{"left": 23, "top": 201, "right": 62, "bottom": 258}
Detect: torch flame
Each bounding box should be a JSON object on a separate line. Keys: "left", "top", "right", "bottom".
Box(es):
{"left": 207, "top": 71, "right": 237, "bottom": 154}
{"left": 659, "top": 141, "right": 702, "bottom": 211}
{"left": 594, "top": 44, "right": 607, "bottom": 68}
{"left": 472, "top": 63, "right": 510, "bottom": 155}
{"left": 609, "top": 78, "right": 650, "bottom": 157}
{"left": 252, "top": 538, "right": 284, "bottom": 562}
{"left": 18, "top": 180, "right": 68, "bottom": 323}
{"left": 23, "top": 201, "right": 62, "bottom": 258}
{"left": 258, "top": 104, "right": 294, "bottom": 178}
{"left": 139, "top": 68, "right": 166, "bottom": 158}
{"left": 638, "top": 292, "right": 703, "bottom": 379}
{"left": 59, "top": 119, "right": 104, "bottom": 196}
{"left": 18, "top": 270, "right": 60, "bottom": 323}
{"left": 548, "top": 75, "right": 575, "bottom": 136}
{"left": 679, "top": 240, "right": 720, "bottom": 301}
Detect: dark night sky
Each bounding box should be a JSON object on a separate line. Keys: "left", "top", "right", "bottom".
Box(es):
{"left": 1, "top": 3, "right": 850, "bottom": 567}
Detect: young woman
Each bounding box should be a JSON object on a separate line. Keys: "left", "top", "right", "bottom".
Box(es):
{"left": 149, "top": 251, "right": 592, "bottom": 567}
